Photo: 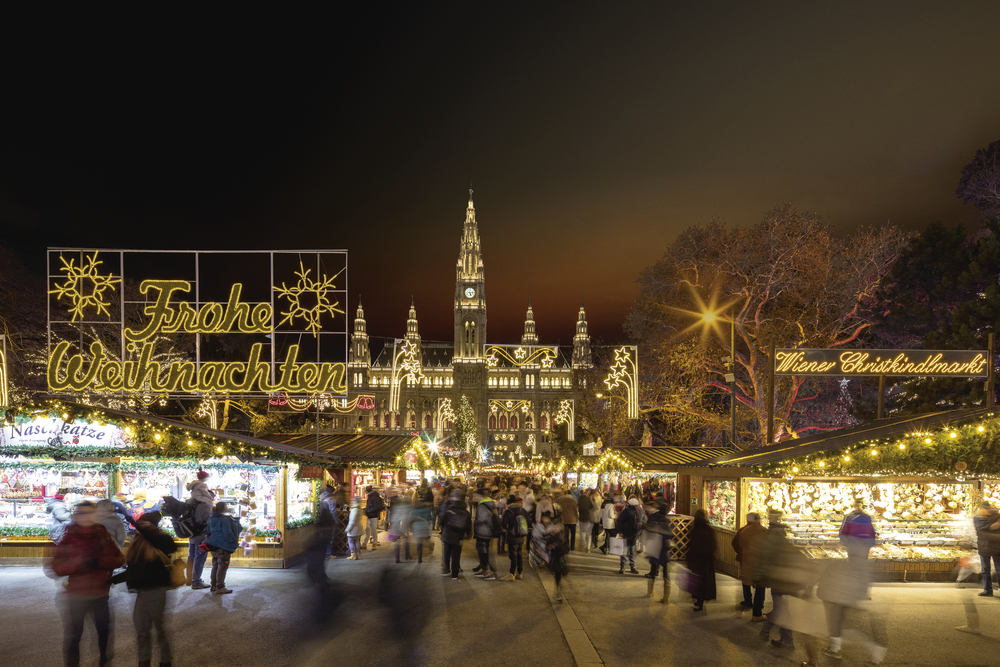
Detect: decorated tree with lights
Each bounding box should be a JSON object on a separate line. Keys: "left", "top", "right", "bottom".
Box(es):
{"left": 453, "top": 395, "right": 478, "bottom": 458}
{"left": 957, "top": 139, "right": 1000, "bottom": 222}
{"left": 626, "top": 204, "right": 906, "bottom": 447}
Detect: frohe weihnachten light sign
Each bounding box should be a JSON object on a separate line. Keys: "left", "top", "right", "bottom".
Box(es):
{"left": 774, "top": 349, "right": 989, "bottom": 377}
{"left": 46, "top": 249, "right": 348, "bottom": 398}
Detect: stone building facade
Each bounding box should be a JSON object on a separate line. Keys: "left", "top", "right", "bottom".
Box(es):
{"left": 344, "top": 193, "right": 592, "bottom": 460}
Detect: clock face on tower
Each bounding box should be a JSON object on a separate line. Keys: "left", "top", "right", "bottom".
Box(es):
{"left": 464, "top": 287, "right": 476, "bottom": 298}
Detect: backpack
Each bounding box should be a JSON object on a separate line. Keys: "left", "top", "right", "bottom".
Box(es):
{"left": 446, "top": 507, "right": 468, "bottom": 531}
{"left": 161, "top": 496, "right": 203, "bottom": 539}
{"left": 489, "top": 510, "right": 502, "bottom": 537}
{"left": 508, "top": 508, "right": 528, "bottom": 538}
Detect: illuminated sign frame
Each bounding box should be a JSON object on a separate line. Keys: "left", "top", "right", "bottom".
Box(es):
{"left": 46, "top": 249, "right": 349, "bottom": 400}
{"left": 774, "top": 349, "right": 989, "bottom": 377}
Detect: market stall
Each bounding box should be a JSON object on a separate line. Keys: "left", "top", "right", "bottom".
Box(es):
{"left": 0, "top": 401, "right": 337, "bottom": 568}
{"left": 685, "top": 406, "right": 996, "bottom": 581}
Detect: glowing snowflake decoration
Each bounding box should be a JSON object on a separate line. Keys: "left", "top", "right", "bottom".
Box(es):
{"left": 274, "top": 261, "right": 344, "bottom": 336}
{"left": 49, "top": 251, "right": 121, "bottom": 322}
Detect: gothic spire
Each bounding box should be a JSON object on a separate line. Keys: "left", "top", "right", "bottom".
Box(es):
{"left": 522, "top": 297, "right": 538, "bottom": 345}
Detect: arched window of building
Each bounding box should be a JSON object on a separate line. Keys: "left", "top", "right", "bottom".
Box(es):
{"left": 395, "top": 414, "right": 401, "bottom": 428}
{"left": 409, "top": 413, "right": 417, "bottom": 429}
{"left": 499, "top": 415, "right": 507, "bottom": 430}
{"left": 510, "top": 415, "right": 518, "bottom": 430}
{"left": 446, "top": 419, "right": 453, "bottom": 429}
{"left": 384, "top": 414, "right": 391, "bottom": 429}
{"left": 489, "top": 415, "right": 497, "bottom": 430}
{"left": 540, "top": 415, "right": 548, "bottom": 430}
{"left": 425, "top": 414, "right": 432, "bottom": 430}
{"left": 525, "top": 414, "right": 533, "bottom": 429}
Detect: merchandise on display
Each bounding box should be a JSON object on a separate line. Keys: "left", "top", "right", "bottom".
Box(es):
{"left": 705, "top": 479, "right": 737, "bottom": 529}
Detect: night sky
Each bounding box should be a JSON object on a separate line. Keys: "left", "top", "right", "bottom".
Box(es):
{"left": 2, "top": 4, "right": 999, "bottom": 348}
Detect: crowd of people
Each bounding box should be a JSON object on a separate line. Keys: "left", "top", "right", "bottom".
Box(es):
{"left": 53, "top": 469, "right": 1000, "bottom": 667}
{"left": 45, "top": 469, "right": 242, "bottom": 667}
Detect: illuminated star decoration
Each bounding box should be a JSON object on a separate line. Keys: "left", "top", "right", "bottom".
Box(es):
{"left": 389, "top": 339, "right": 425, "bottom": 412}
{"left": 604, "top": 346, "right": 639, "bottom": 419}
{"left": 49, "top": 251, "right": 121, "bottom": 322}
{"left": 273, "top": 261, "right": 345, "bottom": 337}
{"left": 515, "top": 347, "right": 527, "bottom": 361}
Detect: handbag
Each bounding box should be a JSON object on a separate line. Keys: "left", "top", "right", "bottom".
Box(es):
{"left": 609, "top": 535, "right": 626, "bottom": 556}
{"left": 678, "top": 566, "right": 701, "bottom": 596}
{"left": 155, "top": 548, "right": 188, "bottom": 589}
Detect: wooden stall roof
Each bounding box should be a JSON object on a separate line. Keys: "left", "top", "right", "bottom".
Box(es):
{"left": 269, "top": 432, "right": 416, "bottom": 461}
{"left": 610, "top": 446, "right": 733, "bottom": 471}
{"left": 66, "top": 402, "right": 343, "bottom": 462}
{"left": 684, "top": 406, "right": 991, "bottom": 469}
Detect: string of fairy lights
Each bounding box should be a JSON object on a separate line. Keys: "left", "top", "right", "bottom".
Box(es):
{"left": 759, "top": 413, "right": 1000, "bottom": 479}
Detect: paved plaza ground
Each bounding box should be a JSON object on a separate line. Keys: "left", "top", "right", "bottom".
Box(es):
{"left": 3, "top": 534, "right": 1000, "bottom": 666}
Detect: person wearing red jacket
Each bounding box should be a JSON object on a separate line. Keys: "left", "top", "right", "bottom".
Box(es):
{"left": 51, "top": 500, "right": 126, "bottom": 667}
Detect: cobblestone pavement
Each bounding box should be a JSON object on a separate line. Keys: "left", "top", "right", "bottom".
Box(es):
{"left": 3, "top": 536, "right": 1000, "bottom": 666}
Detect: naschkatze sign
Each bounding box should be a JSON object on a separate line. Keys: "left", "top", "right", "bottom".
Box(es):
{"left": 1, "top": 417, "right": 132, "bottom": 449}
{"left": 774, "top": 349, "right": 989, "bottom": 377}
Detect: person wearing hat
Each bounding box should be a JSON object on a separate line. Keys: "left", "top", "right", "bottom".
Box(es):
{"left": 125, "top": 511, "right": 178, "bottom": 667}
{"left": 185, "top": 469, "right": 215, "bottom": 590}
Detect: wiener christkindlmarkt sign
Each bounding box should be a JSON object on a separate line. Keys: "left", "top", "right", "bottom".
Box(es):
{"left": 46, "top": 249, "right": 349, "bottom": 398}
{"left": 774, "top": 349, "right": 989, "bottom": 377}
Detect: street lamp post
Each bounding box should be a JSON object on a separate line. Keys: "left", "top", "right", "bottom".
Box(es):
{"left": 701, "top": 305, "right": 738, "bottom": 449}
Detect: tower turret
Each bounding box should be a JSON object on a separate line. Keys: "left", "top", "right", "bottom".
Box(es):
{"left": 521, "top": 297, "right": 538, "bottom": 345}
{"left": 572, "top": 301, "right": 592, "bottom": 369}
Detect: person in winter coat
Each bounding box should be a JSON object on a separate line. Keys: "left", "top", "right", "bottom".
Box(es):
{"left": 440, "top": 496, "right": 472, "bottom": 579}
{"left": 599, "top": 493, "right": 617, "bottom": 554}
{"left": 346, "top": 496, "right": 364, "bottom": 560}
{"left": 186, "top": 470, "right": 215, "bottom": 590}
{"left": 642, "top": 499, "right": 672, "bottom": 603}
{"left": 473, "top": 488, "right": 501, "bottom": 580}
{"left": 410, "top": 495, "right": 433, "bottom": 563}
{"left": 577, "top": 490, "right": 595, "bottom": 553}
{"left": 205, "top": 502, "right": 242, "bottom": 594}
{"left": 754, "top": 511, "right": 813, "bottom": 650}
{"left": 499, "top": 495, "right": 528, "bottom": 581}
{"left": 51, "top": 500, "right": 126, "bottom": 667}
{"left": 364, "top": 485, "right": 384, "bottom": 550}
{"left": 47, "top": 494, "right": 74, "bottom": 544}
{"left": 534, "top": 511, "right": 568, "bottom": 601}
{"left": 615, "top": 497, "right": 642, "bottom": 574}
{"left": 686, "top": 509, "right": 717, "bottom": 612}
{"left": 535, "top": 493, "right": 554, "bottom": 525}
{"left": 973, "top": 501, "right": 1000, "bottom": 596}
{"left": 125, "top": 511, "right": 178, "bottom": 667}
{"left": 95, "top": 499, "right": 126, "bottom": 548}
{"left": 839, "top": 499, "right": 877, "bottom": 561}
{"left": 387, "top": 492, "right": 412, "bottom": 563}
{"left": 733, "top": 512, "right": 768, "bottom": 619}
{"left": 555, "top": 492, "right": 579, "bottom": 551}
{"left": 306, "top": 492, "right": 335, "bottom": 587}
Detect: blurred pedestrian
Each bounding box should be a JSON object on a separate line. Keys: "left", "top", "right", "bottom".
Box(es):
{"left": 535, "top": 491, "right": 554, "bottom": 524}
{"left": 364, "top": 485, "right": 384, "bottom": 550}
{"left": 306, "top": 489, "right": 335, "bottom": 587}
{"left": 577, "top": 488, "right": 595, "bottom": 553}
{"left": 642, "top": 500, "right": 672, "bottom": 603}
{"left": 818, "top": 558, "right": 884, "bottom": 663}
{"left": 755, "top": 510, "right": 813, "bottom": 651}
{"left": 205, "top": 502, "right": 241, "bottom": 594}
{"left": 185, "top": 469, "right": 214, "bottom": 590}
{"left": 534, "top": 511, "right": 567, "bottom": 602}
{"left": 346, "top": 496, "right": 363, "bottom": 560}
{"left": 441, "top": 494, "right": 472, "bottom": 579}
{"left": 46, "top": 493, "right": 74, "bottom": 544}
{"left": 615, "top": 497, "right": 641, "bottom": 574}
{"left": 51, "top": 500, "right": 125, "bottom": 667}
{"left": 686, "top": 509, "right": 717, "bottom": 612}
{"left": 472, "top": 488, "right": 500, "bottom": 580}
{"left": 973, "top": 501, "right": 1000, "bottom": 596}
{"left": 95, "top": 499, "right": 126, "bottom": 549}
{"left": 733, "top": 512, "right": 767, "bottom": 619}
{"left": 387, "top": 491, "right": 412, "bottom": 563}
{"left": 411, "top": 493, "right": 433, "bottom": 563}
{"left": 555, "top": 490, "right": 579, "bottom": 552}
{"left": 125, "top": 511, "right": 178, "bottom": 667}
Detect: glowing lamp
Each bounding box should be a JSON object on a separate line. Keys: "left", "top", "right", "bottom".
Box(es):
{"left": 924, "top": 438, "right": 931, "bottom": 444}
{"left": 979, "top": 426, "right": 985, "bottom": 432}
{"left": 154, "top": 433, "right": 161, "bottom": 441}
{"left": 899, "top": 443, "right": 906, "bottom": 450}
{"left": 871, "top": 449, "right": 878, "bottom": 456}
{"left": 950, "top": 432, "right": 957, "bottom": 438}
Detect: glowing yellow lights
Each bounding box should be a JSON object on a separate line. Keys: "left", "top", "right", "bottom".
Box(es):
{"left": 871, "top": 449, "right": 878, "bottom": 456}
{"left": 899, "top": 443, "right": 906, "bottom": 450}
{"left": 843, "top": 456, "right": 851, "bottom": 462}
{"left": 979, "top": 426, "right": 986, "bottom": 432}
{"left": 187, "top": 440, "right": 194, "bottom": 446}
{"left": 216, "top": 447, "right": 223, "bottom": 453}
{"left": 950, "top": 432, "right": 957, "bottom": 438}
{"left": 273, "top": 261, "right": 345, "bottom": 337}
{"left": 701, "top": 311, "right": 717, "bottom": 324}
{"left": 154, "top": 433, "right": 161, "bottom": 441}
{"left": 792, "top": 466, "right": 798, "bottom": 473}
{"left": 49, "top": 251, "right": 121, "bottom": 322}
{"left": 925, "top": 438, "right": 932, "bottom": 444}
{"left": 62, "top": 413, "right": 69, "bottom": 419}
{"left": 819, "top": 461, "right": 825, "bottom": 467}
{"left": 603, "top": 346, "right": 639, "bottom": 420}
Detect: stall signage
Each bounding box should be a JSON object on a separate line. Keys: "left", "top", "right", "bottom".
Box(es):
{"left": 298, "top": 466, "right": 323, "bottom": 479}
{"left": 46, "top": 249, "right": 348, "bottom": 398}
{"left": 774, "top": 349, "right": 989, "bottom": 377}
{"left": 1, "top": 416, "right": 132, "bottom": 449}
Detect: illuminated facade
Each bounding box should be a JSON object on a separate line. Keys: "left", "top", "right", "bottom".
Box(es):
{"left": 344, "top": 192, "right": 592, "bottom": 459}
